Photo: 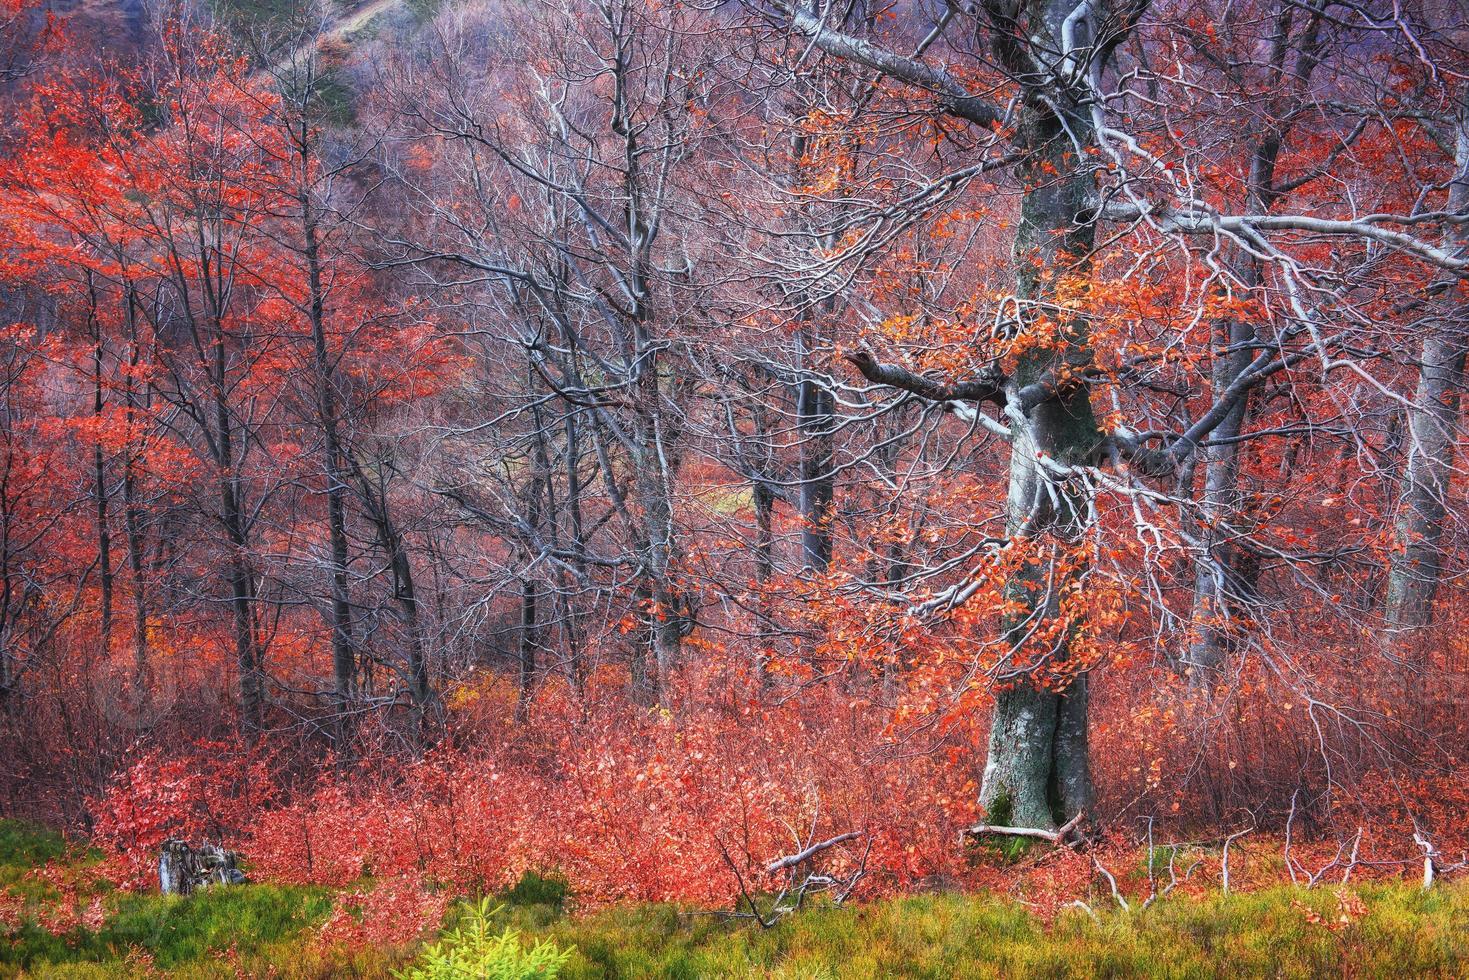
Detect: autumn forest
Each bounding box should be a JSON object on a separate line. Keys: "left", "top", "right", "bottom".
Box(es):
{"left": 1, "top": 0, "right": 1469, "bottom": 972}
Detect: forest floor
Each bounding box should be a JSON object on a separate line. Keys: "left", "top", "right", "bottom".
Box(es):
{"left": 3, "top": 820, "right": 1469, "bottom": 978}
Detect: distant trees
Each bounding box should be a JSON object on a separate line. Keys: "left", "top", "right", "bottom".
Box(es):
{"left": 375, "top": 0, "right": 719, "bottom": 705}
{"left": 0, "top": 15, "right": 452, "bottom": 746}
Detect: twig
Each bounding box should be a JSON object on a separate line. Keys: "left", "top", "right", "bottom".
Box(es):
{"left": 717, "top": 837, "right": 779, "bottom": 928}
{"left": 1092, "top": 854, "right": 1130, "bottom": 911}
{"left": 1283, "top": 790, "right": 1300, "bottom": 886}
{"left": 1066, "top": 898, "right": 1100, "bottom": 924}
{"left": 1408, "top": 830, "right": 1467, "bottom": 889}
{"left": 1221, "top": 826, "right": 1254, "bottom": 894}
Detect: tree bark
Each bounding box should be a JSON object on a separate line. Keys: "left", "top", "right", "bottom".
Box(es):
{"left": 350, "top": 454, "right": 438, "bottom": 732}
{"left": 517, "top": 570, "right": 538, "bottom": 723}
{"left": 1182, "top": 292, "right": 1257, "bottom": 681}
{"left": 1384, "top": 98, "right": 1469, "bottom": 646}
{"left": 797, "top": 327, "right": 834, "bottom": 572}
{"left": 87, "top": 277, "right": 114, "bottom": 652}
{"left": 559, "top": 412, "right": 589, "bottom": 697}
{"left": 1386, "top": 335, "right": 1467, "bottom": 637}
{"left": 1182, "top": 0, "right": 1325, "bottom": 678}
{"left": 299, "top": 177, "right": 356, "bottom": 741}
{"left": 121, "top": 286, "right": 149, "bottom": 678}
{"left": 517, "top": 466, "right": 543, "bottom": 723}
{"left": 976, "top": 54, "right": 1100, "bottom": 830}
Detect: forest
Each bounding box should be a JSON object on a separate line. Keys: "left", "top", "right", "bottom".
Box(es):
{"left": 1, "top": 0, "right": 1469, "bottom": 972}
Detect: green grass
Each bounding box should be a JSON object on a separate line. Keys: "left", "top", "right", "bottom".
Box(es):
{"left": 1, "top": 881, "right": 345, "bottom": 977}
{"left": 0, "top": 820, "right": 374, "bottom": 978}
{"left": 511, "top": 885, "right": 1469, "bottom": 978}
{"left": 0, "top": 822, "right": 67, "bottom": 870}
{"left": 4, "top": 820, "right": 1469, "bottom": 978}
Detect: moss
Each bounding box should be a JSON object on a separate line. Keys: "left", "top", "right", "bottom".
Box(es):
{"left": 962, "top": 790, "right": 1041, "bottom": 864}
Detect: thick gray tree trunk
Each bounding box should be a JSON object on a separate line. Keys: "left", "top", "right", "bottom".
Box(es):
{"left": 1384, "top": 100, "right": 1469, "bottom": 647}
{"left": 1386, "top": 336, "right": 1467, "bottom": 637}
{"left": 976, "top": 71, "right": 1100, "bottom": 831}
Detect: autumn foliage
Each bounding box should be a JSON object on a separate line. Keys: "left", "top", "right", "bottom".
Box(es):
{"left": 1, "top": 0, "right": 1469, "bottom": 954}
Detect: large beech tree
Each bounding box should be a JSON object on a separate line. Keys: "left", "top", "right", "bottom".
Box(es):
{"left": 725, "top": 0, "right": 1469, "bottom": 828}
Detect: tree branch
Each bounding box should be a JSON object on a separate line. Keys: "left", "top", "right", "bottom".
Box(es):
{"left": 846, "top": 349, "right": 1007, "bottom": 405}
{"left": 765, "top": 831, "right": 862, "bottom": 874}
{"left": 776, "top": 4, "right": 1006, "bottom": 129}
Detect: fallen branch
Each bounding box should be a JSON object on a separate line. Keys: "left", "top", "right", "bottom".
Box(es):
{"left": 961, "top": 811, "right": 1085, "bottom": 848}
{"left": 765, "top": 831, "right": 863, "bottom": 875}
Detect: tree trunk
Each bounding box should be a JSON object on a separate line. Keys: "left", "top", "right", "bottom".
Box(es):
{"left": 229, "top": 550, "right": 263, "bottom": 733}
{"left": 87, "top": 277, "right": 113, "bottom": 652}
{"left": 1184, "top": 20, "right": 1297, "bottom": 677}
{"left": 389, "top": 523, "right": 434, "bottom": 726}
{"left": 300, "top": 182, "right": 356, "bottom": 741}
{"left": 517, "top": 467, "right": 543, "bottom": 723}
{"left": 559, "top": 412, "right": 589, "bottom": 697}
{"left": 123, "top": 463, "right": 148, "bottom": 680}
{"left": 122, "top": 286, "right": 149, "bottom": 678}
{"left": 352, "top": 456, "right": 437, "bottom": 733}
{"left": 754, "top": 478, "right": 775, "bottom": 684}
{"left": 517, "top": 571, "right": 538, "bottom": 723}
{"left": 976, "top": 77, "right": 1099, "bottom": 830}
{"left": 1385, "top": 335, "right": 1467, "bottom": 637}
{"left": 634, "top": 435, "right": 682, "bottom": 701}
{"left": 1384, "top": 99, "right": 1469, "bottom": 647}
{"left": 1183, "top": 300, "right": 1257, "bottom": 681}
{"left": 797, "top": 327, "right": 834, "bottom": 571}
{"left": 219, "top": 420, "right": 262, "bottom": 734}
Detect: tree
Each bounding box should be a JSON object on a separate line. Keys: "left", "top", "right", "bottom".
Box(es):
{"left": 726, "top": 0, "right": 1469, "bottom": 828}
{"left": 1384, "top": 90, "right": 1469, "bottom": 648}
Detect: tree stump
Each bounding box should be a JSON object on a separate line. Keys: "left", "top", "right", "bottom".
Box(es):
{"left": 158, "top": 839, "right": 247, "bottom": 895}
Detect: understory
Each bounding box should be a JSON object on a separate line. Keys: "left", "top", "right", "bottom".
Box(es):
{"left": 3, "top": 821, "right": 1468, "bottom": 979}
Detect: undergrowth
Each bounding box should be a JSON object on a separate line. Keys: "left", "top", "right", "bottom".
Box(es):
{"left": 4, "top": 820, "right": 1469, "bottom": 978}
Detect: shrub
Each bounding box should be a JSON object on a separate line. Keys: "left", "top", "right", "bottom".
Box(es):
{"left": 396, "top": 898, "right": 571, "bottom": 980}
